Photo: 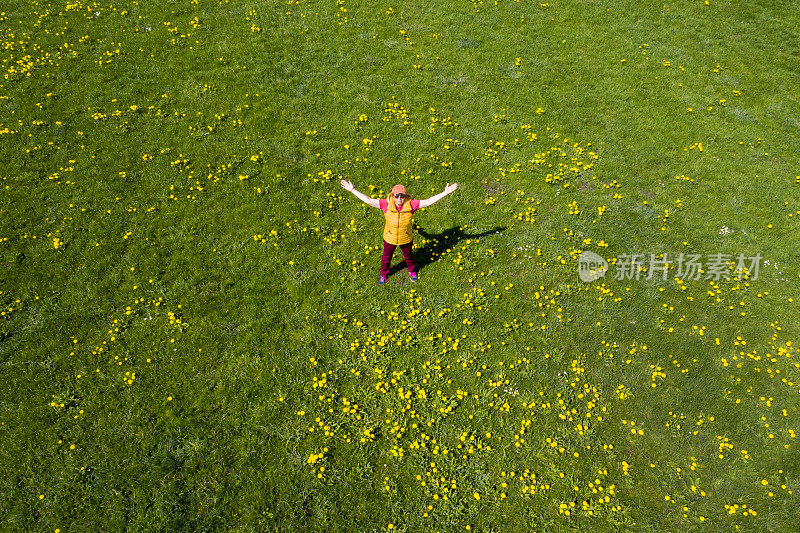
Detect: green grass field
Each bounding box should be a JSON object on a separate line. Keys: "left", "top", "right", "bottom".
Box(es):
{"left": 2, "top": 0, "right": 800, "bottom": 531}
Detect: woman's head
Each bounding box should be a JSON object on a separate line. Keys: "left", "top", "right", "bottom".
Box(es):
{"left": 391, "top": 184, "right": 407, "bottom": 207}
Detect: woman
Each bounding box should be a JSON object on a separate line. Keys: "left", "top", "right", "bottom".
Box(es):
{"left": 340, "top": 180, "right": 458, "bottom": 284}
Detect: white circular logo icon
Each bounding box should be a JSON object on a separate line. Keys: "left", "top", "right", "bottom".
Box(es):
{"left": 578, "top": 251, "right": 608, "bottom": 282}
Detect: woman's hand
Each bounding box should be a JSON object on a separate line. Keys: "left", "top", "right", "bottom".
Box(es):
{"left": 340, "top": 180, "right": 380, "bottom": 208}
{"left": 419, "top": 183, "right": 458, "bottom": 209}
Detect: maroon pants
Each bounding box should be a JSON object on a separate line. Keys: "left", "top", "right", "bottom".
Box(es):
{"left": 381, "top": 239, "right": 416, "bottom": 278}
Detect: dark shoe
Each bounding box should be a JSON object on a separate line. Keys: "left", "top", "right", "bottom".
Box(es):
{"left": 378, "top": 276, "right": 387, "bottom": 285}
{"left": 409, "top": 272, "right": 417, "bottom": 283}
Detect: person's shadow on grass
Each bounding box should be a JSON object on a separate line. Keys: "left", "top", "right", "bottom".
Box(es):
{"left": 387, "top": 225, "right": 507, "bottom": 278}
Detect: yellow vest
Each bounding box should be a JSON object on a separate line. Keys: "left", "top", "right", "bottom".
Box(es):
{"left": 383, "top": 195, "right": 414, "bottom": 245}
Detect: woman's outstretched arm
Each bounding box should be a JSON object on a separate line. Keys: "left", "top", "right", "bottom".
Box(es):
{"left": 341, "top": 180, "right": 381, "bottom": 209}
{"left": 418, "top": 183, "right": 458, "bottom": 209}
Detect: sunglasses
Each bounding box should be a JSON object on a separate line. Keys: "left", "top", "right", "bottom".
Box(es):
{"left": 393, "top": 193, "right": 407, "bottom": 198}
